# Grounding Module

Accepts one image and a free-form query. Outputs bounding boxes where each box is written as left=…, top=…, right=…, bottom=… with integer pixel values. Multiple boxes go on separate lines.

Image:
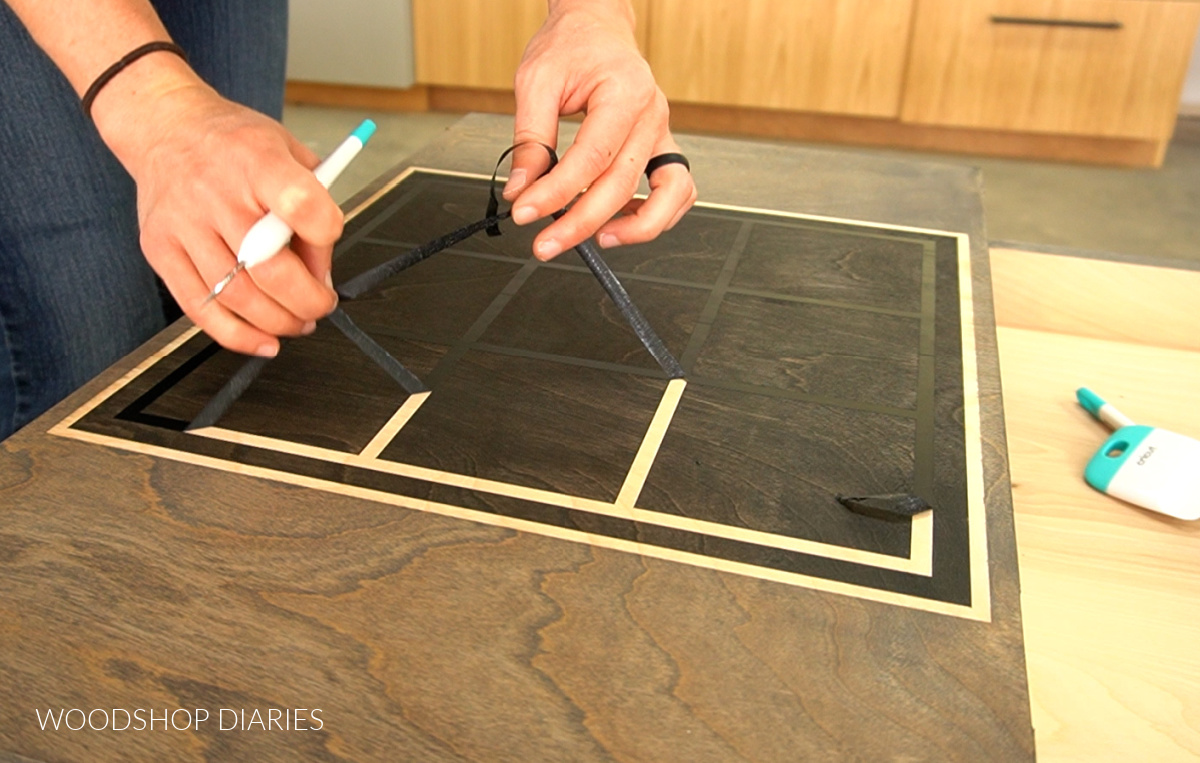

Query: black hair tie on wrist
left=645, top=152, right=690, bottom=179
left=81, top=41, right=189, bottom=120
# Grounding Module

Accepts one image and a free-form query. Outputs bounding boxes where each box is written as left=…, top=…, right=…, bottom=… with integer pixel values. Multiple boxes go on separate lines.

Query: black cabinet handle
left=990, top=15, right=1123, bottom=30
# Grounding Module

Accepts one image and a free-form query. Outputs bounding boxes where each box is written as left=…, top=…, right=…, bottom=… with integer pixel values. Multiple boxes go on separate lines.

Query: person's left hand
left=503, top=1, right=696, bottom=261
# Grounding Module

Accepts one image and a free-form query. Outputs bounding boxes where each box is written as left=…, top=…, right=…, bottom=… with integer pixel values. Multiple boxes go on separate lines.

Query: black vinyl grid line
left=678, top=220, right=754, bottom=372
left=353, top=239, right=927, bottom=318
left=343, top=320, right=919, bottom=420
left=914, top=242, right=939, bottom=500
left=122, top=170, right=939, bottom=437
left=422, top=257, right=543, bottom=388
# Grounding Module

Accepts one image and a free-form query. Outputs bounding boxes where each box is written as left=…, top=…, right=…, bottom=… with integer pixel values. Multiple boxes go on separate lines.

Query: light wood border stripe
left=617, top=378, right=687, bottom=509
left=358, top=391, right=430, bottom=460
left=51, top=424, right=987, bottom=621
left=957, top=234, right=992, bottom=620
left=346, top=166, right=968, bottom=242
left=909, top=510, right=934, bottom=577
left=187, top=396, right=931, bottom=574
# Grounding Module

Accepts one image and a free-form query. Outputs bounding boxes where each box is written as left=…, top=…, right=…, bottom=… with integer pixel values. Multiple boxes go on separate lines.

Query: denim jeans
left=0, top=0, right=287, bottom=441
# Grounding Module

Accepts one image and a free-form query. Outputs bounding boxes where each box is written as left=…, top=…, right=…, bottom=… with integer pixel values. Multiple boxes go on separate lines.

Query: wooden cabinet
left=901, top=0, right=1200, bottom=140
left=412, top=0, right=548, bottom=90
left=644, top=0, right=916, bottom=118
left=412, top=0, right=651, bottom=90
left=384, top=0, right=1200, bottom=166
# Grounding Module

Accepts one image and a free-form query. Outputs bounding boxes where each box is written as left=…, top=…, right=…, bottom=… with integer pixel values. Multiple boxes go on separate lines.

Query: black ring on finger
left=645, top=152, right=690, bottom=179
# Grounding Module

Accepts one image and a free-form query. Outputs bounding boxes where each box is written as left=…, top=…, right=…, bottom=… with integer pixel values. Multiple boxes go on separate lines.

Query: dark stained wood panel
left=380, top=351, right=669, bottom=501
left=54, top=170, right=978, bottom=611
left=693, top=292, right=922, bottom=408
left=734, top=223, right=927, bottom=311
left=480, top=268, right=707, bottom=370
left=339, top=245, right=525, bottom=343
left=142, top=329, right=448, bottom=453
left=640, top=385, right=916, bottom=556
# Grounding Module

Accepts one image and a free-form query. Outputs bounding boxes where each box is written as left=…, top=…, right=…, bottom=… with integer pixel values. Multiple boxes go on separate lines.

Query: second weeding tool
left=1077, top=387, right=1200, bottom=520
left=203, top=118, right=377, bottom=304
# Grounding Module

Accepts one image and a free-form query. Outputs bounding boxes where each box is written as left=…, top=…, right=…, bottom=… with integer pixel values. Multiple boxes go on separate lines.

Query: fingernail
left=324, top=271, right=334, bottom=289
left=503, top=169, right=527, bottom=197
left=598, top=233, right=620, bottom=249
left=255, top=343, right=279, bottom=358
left=512, top=206, right=538, bottom=226
left=301, top=321, right=317, bottom=335
left=535, top=239, right=561, bottom=260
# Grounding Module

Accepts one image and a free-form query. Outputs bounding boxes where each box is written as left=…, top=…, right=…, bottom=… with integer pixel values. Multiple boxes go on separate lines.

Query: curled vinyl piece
left=836, top=493, right=932, bottom=521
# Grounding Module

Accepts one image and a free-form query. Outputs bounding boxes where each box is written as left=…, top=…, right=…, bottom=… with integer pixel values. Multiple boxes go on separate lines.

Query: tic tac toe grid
left=54, top=168, right=989, bottom=620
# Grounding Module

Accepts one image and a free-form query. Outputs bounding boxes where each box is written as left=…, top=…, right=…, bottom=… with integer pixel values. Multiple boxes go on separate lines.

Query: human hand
left=504, top=0, right=696, bottom=261
left=95, top=75, right=342, bottom=357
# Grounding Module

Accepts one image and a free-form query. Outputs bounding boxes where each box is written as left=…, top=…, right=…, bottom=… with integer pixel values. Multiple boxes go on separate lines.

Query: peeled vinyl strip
left=188, top=143, right=685, bottom=429
left=570, top=232, right=685, bottom=380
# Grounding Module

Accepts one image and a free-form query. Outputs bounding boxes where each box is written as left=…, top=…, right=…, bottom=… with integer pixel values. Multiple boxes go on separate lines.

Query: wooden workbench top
left=2, top=115, right=1034, bottom=762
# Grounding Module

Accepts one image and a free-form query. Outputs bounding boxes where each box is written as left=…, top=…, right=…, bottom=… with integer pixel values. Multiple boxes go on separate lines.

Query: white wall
left=287, top=0, right=415, bottom=88
left=1182, top=26, right=1200, bottom=113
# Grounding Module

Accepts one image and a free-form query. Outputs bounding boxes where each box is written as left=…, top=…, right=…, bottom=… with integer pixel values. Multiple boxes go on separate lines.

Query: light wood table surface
left=991, top=247, right=1200, bottom=761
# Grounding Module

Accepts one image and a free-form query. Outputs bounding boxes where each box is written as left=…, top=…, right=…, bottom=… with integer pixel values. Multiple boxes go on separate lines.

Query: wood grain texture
left=0, top=438, right=1026, bottom=761
left=666, top=100, right=1165, bottom=167
left=990, top=247, right=1200, bottom=352
left=693, top=293, right=922, bottom=409
left=639, top=384, right=917, bottom=556
left=413, top=0, right=546, bottom=89
left=412, top=0, right=650, bottom=89
left=478, top=268, right=706, bottom=370
left=646, top=0, right=916, bottom=117
left=0, top=116, right=1031, bottom=761
left=285, top=81, right=431, bottom=112
left=902, top=0, right=1200, bottom=140
left=996, top=325, right=1200, bottom=762
left=732, top=224, right=927, bottom=312
left=301, top=83, right=1162, bottom=167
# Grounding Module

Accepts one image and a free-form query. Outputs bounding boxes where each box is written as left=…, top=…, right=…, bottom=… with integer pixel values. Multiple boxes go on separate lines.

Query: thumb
left=506, top=83, right=561, bottom=201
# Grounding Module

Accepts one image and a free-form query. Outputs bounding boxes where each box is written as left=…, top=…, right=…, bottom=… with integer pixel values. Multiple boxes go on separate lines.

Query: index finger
left=253, top=145, right=345, bottom=254
left=510, top=94, right=642, bottom=227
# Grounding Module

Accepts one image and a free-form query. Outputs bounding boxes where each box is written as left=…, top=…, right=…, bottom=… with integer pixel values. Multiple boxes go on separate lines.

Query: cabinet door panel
left=414, top=0, right=652, bottom=90
left=413, top=0, right=546, bottom=89
left=901, top=0, right=1200, bottom=139
left=646, top=0, right=916, bottom=117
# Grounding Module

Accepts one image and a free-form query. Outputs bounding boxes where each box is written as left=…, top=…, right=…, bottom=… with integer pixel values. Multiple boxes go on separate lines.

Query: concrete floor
left=284, top=104, right=1200, bottom=264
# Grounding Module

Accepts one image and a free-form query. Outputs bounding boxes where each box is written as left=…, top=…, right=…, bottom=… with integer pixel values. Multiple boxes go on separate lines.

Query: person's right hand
left=502, top=1, right=696, bottom=260
left=94, top=69, right=342, bottom=357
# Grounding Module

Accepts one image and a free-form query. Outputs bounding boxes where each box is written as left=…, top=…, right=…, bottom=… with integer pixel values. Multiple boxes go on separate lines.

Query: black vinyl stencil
left=72, top=170, right=977, bottom=611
